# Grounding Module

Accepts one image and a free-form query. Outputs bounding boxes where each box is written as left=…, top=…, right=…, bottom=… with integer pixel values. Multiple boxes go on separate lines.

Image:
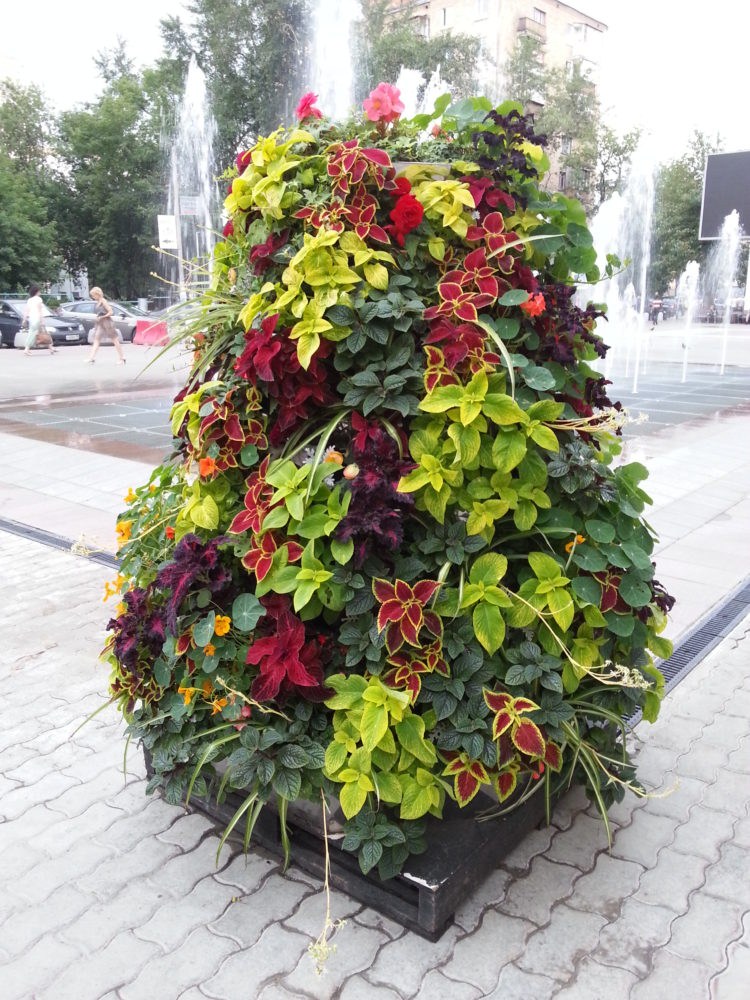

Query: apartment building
left=387, top=0, right=606, bottom=103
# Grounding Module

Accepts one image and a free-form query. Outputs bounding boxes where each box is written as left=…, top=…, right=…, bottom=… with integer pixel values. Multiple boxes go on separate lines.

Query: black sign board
left=700, top=151, right=750, bottom=240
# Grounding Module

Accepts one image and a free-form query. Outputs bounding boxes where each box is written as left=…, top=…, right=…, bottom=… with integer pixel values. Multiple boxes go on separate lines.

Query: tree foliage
left=157, top=0, right=309, bottom=171
left=0, top=79, right=61, bottom=289
left=54, top=68, right=164, bottom=298
left=354, top=1, right=482, bottom=103
left=649, top=131, right=722, bottom=295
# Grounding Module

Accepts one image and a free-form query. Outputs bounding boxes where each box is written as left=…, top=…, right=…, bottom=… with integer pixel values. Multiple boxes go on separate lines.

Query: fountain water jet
left=705, top=211, right=742, bottom=374
left=676, top=260, right=700, bottom=383
left=309, top=0, right=360, bottom=121
left=165, top=57, right=219, bottom=303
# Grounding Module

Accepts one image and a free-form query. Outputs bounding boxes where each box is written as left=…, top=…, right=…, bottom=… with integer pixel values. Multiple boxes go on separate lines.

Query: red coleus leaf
left=495, top=766, right=519, bottom=801
left=442, top=752, right=489, bottom=807
left=492, top=710, right=514, bottom=740
left=372, top=577, right=441, bottom=649
left=543, top=741, right=563, bottom=772
left=175, top=632, right=192, bottom=656
left=511, top=719, right=546, bottom=758
left=484, top=690, right=512, bottom=714
left=512, top=698, right=537, bottom=715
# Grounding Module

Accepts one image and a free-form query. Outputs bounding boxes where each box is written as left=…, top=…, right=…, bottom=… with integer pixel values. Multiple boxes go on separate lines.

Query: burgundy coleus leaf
left=594, top=570, right=629, bottom=613
left=234, top=314, right=282, bottom=382
left=246, top=608, right=319, bottom=702
left=442, top=751, right=490, bottom=807
left=248, top=230, right=288, bottom=275
left=496, top=732, right=516, bottom=768
left=511, top=719, right=546, bottom=758
left=484, top=689, right=542, bottom=746
left=342, top=191, right=391, bottom=244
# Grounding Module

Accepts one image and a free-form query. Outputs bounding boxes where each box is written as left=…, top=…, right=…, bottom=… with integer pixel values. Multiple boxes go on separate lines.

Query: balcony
left=517, top=16, right=546, bottom=41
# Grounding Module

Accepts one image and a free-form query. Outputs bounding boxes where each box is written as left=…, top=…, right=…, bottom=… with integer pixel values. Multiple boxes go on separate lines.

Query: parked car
left=58, top=300, right=166, bottom=344
left=660, top=296, right=679, bottom=319
left=0, top=298, right=86, bottom=349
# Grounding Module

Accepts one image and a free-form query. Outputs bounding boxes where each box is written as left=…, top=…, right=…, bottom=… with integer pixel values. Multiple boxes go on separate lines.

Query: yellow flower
left=178, top=685, right=199, bottom=706
left=102, top=573, right=126, bottom=602
left=124, top=487, right=137, bottom=504
left=211, top=697, right=228, bottom=715
left=202, top=680, right=213, bottom=697
left=565, top=534, right=586, bottom=554
left=204, top=643, right=216, bottom=657
left=214, top=615, right=231, bottom=636
left=149, top=485, right=157, bottom=494
left=116, top=520, right=133, bottom=546
left=115, top=601, right=127, bottom=616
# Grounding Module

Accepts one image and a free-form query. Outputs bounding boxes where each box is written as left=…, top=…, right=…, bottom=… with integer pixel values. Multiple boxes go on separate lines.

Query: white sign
left=180, top=195, right=201, bottom=217
left=157, top=214, right=178, bottom=250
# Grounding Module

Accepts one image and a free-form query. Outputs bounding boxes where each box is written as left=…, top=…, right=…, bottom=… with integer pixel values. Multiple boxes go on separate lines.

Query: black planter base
left=145, top=751, right=552, bottom=940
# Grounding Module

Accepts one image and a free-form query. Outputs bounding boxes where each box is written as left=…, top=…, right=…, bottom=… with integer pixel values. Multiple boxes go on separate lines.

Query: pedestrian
left=86, top=287, right=125, bottom=364
left=23, top=284, right=57, bottom=356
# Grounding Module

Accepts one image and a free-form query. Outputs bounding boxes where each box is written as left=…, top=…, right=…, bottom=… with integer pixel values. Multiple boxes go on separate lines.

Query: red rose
left=388, top=194, right=424, bottom=245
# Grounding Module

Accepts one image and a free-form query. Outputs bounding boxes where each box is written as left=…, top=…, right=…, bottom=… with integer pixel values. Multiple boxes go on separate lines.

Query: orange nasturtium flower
left=102, top=573, right=125, bottom=602
left=202, top=680, right=213, bottom=697
left=565, top=534, right=586, bottom=554
left=165, top=525, right=176, bottom=540
left=199, top=456, right=217, bottom=478
left=178, top=685, right=200, bottom=706
left=116, top=520, right=133, bottom=546
left=124, top=487, right=137, bottom=504
left=211, top=697, right=228, bottom=715
left=204, top=643, right=217, bottom=657
left=214, top=615, right=231, bottom=636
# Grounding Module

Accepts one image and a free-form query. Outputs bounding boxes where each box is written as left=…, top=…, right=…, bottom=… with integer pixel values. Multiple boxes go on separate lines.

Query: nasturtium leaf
left=192, top=612, right=216, bottom=647
left=523, top=366, right=557, bottom=391
left=571, top=576, right=602, bottom=606
left=232, top=594, right=265, bottom=631
left=584, top=519, right=616, bottom=544
left=618, top=573, right=652, bottom=608
left=498, top=288, right=530, bottom=306
left=603, top=611, right=636, bottom=636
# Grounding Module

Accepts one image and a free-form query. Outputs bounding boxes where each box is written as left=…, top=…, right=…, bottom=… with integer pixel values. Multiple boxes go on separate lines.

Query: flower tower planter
left=106, top=86, right=674, bottom=938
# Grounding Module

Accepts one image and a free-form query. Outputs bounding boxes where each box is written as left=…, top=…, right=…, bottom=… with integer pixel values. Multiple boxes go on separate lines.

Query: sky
left=2, top=0, right=749, bottom=160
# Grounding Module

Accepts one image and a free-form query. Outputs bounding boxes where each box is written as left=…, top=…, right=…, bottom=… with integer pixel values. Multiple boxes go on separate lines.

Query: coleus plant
left=105, top=82, right=674, bottom=886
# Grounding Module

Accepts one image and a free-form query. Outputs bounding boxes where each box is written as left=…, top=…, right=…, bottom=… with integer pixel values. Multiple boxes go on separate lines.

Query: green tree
left=157, top=0, right=309, bottom=172
left=649, top=131, right=722, bottom=295
left=595, top=123, right=641, bottom=206
left=502, top=34, right=546, bottom=109
left=55, top=63, right=164, bottom=299
left=0, top=79, right=61, bottom=289
left=354, top=1, right=482, bottom=105
left=535, top=61, right=599, bottom=207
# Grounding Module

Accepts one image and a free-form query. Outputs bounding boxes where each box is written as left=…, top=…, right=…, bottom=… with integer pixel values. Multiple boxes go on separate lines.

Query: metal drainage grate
left=0, top=516, right=118, bottom=570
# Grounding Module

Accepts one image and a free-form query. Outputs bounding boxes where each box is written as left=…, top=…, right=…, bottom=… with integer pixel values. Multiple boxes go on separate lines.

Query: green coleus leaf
left=399, top=775, right=437, bottom=820
left=340, top=781, right=368, bottom=819
left=469, top=552, right=508, bottom=586
left=360, top=701, right=389, bottom=752
left=373, top=770, right=402, bottom=804
left=324, top=740, right=348, bottom=775
left=395, top=714, right=436, bottom=765
left=546, top=587, right=575, bottom=631
left=472, top=602, right=505, bottom=655
left=529, top=552, right=563, bottom=581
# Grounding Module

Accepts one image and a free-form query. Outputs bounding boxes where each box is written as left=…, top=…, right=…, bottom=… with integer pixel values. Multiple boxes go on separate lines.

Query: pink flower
left=363, top=82, right=404, bottom=124
left=295, top=92, right=323, bottom=121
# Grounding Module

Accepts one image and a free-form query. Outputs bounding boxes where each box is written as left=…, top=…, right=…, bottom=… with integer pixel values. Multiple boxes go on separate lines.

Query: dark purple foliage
left=156, top=534, right=232, bottom=632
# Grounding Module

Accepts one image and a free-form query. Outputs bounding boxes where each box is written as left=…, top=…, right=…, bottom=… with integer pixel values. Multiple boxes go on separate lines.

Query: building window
left=558, top=170, right=567, bottom=191
left=560, top=135, right=572, bottom=155
left=532, top=7, right=546, bottom=24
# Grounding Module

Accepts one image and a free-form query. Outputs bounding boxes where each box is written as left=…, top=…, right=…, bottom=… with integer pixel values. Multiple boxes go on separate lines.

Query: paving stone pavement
left=1, top=525, right=749, bottom=1000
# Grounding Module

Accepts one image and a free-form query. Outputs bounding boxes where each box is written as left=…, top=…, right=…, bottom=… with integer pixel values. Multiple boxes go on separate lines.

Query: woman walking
left=87, top=287, right=125, bottom=364
left=23, top=285, right=56, bottom=356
